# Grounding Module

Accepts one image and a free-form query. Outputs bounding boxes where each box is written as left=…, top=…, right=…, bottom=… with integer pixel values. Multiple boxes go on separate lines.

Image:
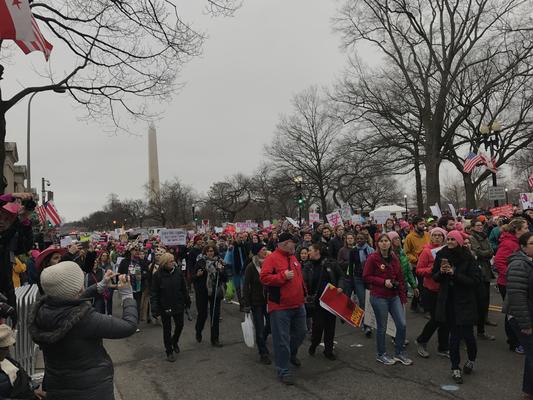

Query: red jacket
left=260, top=248, right=305, bottom=312
left=416, top=244, right=443, bottom=293
left=494, top=232, right=519, bottom=287
left=363, top=252, right=407, bottom=304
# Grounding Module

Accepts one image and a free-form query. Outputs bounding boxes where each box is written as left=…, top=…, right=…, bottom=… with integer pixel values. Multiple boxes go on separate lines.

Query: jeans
left=270, top=305, right=307, bottom=377
left=510, top=318, right=533, bottom=395
left=499, top=284, right=520, bottom=349
left=195, top=290, right=222, bottom=342
left=449, top=324, right=477, bottom=370
left=342, top=276, right=368, bottom=329
left=161, top=312, right=184, bottom=355
left=416, top=290, right=449, bottom=352
left=476, top=282, right=490, bottom=334
left=369, top=295, right=406, bottom=356
left=310, top=306, right=336, bottom=355
left=251, top=305, right=271, bottom=355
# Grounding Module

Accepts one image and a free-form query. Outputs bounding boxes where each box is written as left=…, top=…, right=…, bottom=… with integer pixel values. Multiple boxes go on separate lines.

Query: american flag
left=463, top=152, right=484, bottom=173
left=14, top=16, right=53, bottom=61
left=36, top=201, right=62, bottom=226
left=480, top=153, right=497, bottom=173
left=529, top=172, right=533, bottom=187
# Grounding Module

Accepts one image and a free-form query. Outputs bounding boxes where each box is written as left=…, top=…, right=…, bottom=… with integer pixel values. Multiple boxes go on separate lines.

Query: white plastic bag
left=241, top=313, right=255, bottom=348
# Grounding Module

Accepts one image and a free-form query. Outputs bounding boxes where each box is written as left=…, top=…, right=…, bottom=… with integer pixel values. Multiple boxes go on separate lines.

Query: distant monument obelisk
left=148, top=123, right=160, bottom=201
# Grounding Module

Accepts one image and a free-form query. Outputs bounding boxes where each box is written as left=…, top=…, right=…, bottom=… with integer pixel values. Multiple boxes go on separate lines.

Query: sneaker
left=166, top=353, right=176, bottom=362
left=452, top=369, right=463, bottom=384
left=463, top=360, right=474, bottom=375
left=415, top=340, right=429, bottom=358
left=364, top=327, right=372, bottom=338
left=437, top=350, right=450, bottom=358
left=290, top=356, right=301, bottom=367
left=515, top=345, right=525, bottom=355
left=135, top=328, right=140, bottom=333
left=477, top=332, right=495, bottom=341
left=260, top=354, right=272, bottom=365
left=376, top=354, right=396, bottom=365
left=323, top=352, right=336, bottom=361
left=394, top=352, right=413, bottom=366
left=280, top=374, right=295, bottom=386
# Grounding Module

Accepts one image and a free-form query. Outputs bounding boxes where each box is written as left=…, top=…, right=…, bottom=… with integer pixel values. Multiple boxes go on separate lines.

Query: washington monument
left=148, top=123, right=160, bottom=201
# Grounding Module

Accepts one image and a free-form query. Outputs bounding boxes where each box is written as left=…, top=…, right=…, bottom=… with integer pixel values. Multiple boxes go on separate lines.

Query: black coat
left=150, top=267, right=191, bottom=316
left=432, top=246, right=481, bottom=325
left=304, top=257, right=344, bottom=304
left=193, top=256, right=227, bottom=299
left=328, top=236, right=344, bottom=259
left=0, top=356, right=34, bottom=399
left=242, top=257, right=266, bottom=307
left=29, top=285, right=138, bottom=400
left=504, top=251, right=533, bottom=330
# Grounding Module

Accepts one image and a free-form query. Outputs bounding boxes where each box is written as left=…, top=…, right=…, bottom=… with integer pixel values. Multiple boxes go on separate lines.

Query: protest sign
left=448, top=204, right=457, bottom=219
left=159, top=229, right=187, bottom=246
left=319, top=284, right=364, bottom=328
left=490, top=204, right=514, bottom=218
left=214, top=227, right=223, bottom=234
left=60, top=236, right=73, bottom=248
left=520, top=193, right=533, bottom=210
left=80, top=234, right=91, bottom=242
left=326, top=210, right=343, bottom=227
left=351, top=214, right=364, bottom=225
left=363, top=290, right=397, bottom=337
left=309, top=212, right=320, bottom=224
left=263, top=220, right=271, bottom=229
left=340, top=204, right=352, bottom=221
left=286, top=217, right=299, bottom=228
left=372, top=210, right=390, bottom=225
left=429, top=203, right=442, bottom=218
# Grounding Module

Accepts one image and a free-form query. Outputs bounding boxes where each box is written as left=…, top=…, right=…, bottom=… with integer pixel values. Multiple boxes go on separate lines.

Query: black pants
left=310, top=307, right=336, bottom=355
left=195, top=291, right=222, bottom=342
left=476, top=282, right=490, bottom=334
left=133, top=291, right=142, bottom=320
left=499, top=284, right=520, bottom=349
left=417, top=290, right=449, bottom=352
left=161, top=312, right=184, bottom=355
left=449, top=324, right=477, bottom=370
left=410, top=267, right=423, bottom=311
left=251, top=304, right=270, bottom=355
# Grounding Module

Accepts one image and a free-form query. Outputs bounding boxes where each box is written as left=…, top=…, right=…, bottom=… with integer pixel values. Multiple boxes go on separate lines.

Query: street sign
left=488, top=186, right=506, bottom=201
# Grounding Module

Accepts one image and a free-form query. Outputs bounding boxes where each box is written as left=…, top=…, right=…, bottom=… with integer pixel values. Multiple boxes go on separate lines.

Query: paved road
left=107, top=286, right=523, bottom=400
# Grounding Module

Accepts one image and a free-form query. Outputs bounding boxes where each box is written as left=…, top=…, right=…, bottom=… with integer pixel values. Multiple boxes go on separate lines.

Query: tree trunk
left=463, top=174, right=477, bottom=209
left=424, top=157, right=441, bottom=209
left=414, top=161, right=424, bottom=215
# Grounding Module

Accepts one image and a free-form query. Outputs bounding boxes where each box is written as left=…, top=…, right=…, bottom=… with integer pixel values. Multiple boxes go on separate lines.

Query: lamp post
left=505, top=188, right=509, bottom=205
left=479, top=121, right=503, bottom=207
left=294, top=176, right=304, bottom=225
left=404, top=194, right=408, bottom=217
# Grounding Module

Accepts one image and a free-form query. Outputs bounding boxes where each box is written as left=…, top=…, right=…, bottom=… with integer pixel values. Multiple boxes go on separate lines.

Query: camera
left=391, top=280, right=400, bottom=290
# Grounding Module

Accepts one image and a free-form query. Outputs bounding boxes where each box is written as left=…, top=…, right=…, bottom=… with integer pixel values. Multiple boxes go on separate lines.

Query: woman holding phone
left=432, top=230, right=481, bottom=384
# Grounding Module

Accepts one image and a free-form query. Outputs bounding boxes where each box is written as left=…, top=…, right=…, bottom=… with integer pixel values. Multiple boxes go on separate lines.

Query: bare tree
left=266, top=87, right=343, bottom=214
left=206, top=174, right=251, bottom=222
left=335, top=0, right=533, bottom=206
left=0, top=0, right=240, bottom=192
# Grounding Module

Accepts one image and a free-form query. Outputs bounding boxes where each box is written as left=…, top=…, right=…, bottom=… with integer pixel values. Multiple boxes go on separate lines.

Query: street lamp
left=404, top=194, right=408, bottom=217
left=27, top=87, right=67, bottom=191
left=294, top=176, right=304, bottom=225
left=479, top=121, right=503, bottom=207
left=505, top=188, right=509, bottom=205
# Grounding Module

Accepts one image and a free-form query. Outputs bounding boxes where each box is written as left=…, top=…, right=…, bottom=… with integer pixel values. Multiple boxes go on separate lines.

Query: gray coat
left=504, top=251, right=533, bottom=331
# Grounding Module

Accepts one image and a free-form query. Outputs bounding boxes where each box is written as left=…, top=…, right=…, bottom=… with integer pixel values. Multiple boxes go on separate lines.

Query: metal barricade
left=14, top=284, right=39, bottom=376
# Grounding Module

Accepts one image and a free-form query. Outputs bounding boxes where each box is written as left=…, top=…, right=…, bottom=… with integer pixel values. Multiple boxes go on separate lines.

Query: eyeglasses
left=474, top=224, right=483, bottom=227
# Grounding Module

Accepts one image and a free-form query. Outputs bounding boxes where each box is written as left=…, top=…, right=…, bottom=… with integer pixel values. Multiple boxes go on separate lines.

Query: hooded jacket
left=504, top=251, right=533, bottom=330
left=242, top=256, right=267, bottom=307
left=29, top=286, right=137, bottom=400
left=416, top=243, right=444, bottom=293
left=494, top=232, right=520, bottom=286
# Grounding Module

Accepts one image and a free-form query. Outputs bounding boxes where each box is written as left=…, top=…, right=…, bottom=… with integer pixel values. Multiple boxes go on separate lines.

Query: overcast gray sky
left=3, top=0, right=353, bottom=221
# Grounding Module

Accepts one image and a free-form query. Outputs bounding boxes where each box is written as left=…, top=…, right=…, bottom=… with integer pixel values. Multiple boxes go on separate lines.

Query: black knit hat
left=278, top=231, right=298, bottom=243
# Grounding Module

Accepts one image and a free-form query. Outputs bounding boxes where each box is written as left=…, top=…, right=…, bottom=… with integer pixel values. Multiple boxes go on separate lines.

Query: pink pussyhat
left=1, top=202, right=21, bottom=215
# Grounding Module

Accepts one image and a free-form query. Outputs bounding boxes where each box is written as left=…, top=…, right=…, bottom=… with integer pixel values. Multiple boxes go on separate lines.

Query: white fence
left=14, top=284, right=39, bottom=376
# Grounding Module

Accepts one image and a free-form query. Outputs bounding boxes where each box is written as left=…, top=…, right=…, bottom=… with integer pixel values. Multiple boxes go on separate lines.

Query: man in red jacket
left=260, top=231, right=307, bottom=385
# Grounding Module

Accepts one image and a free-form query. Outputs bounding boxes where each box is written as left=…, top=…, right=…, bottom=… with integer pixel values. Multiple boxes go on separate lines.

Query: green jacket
left=395, top=247, right=417, bottom=289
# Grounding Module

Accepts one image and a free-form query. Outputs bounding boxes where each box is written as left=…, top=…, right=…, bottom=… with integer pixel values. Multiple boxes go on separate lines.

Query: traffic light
left=298, top=193, right=304, bottom=205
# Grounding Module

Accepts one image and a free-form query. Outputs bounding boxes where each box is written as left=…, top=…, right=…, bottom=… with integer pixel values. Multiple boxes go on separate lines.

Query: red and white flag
left=44, top=201, right=62, bottom=226
left=35, top=204, right=47, bottom=225
left=529, top=172, right=533, bottom=187
left=480, top=153, right=497, bottom=173
left=0, top=0, right=33, bottom=41
left=15, top=16, right=53, bottom=61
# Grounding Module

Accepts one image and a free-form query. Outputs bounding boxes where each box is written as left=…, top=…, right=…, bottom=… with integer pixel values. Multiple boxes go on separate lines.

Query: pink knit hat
left=386, top=231, right=400, bottom=241
left=447, top=230, right=464, bottom=246
left=399, top=220, right=410, bottom=229
left=430, top=227, right=447, bottom=238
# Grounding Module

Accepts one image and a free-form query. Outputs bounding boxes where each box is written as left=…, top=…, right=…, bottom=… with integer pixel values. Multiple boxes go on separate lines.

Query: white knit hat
left=0, top=324, right=15, bottom=348
left=40, top=261, right=85, bottom=300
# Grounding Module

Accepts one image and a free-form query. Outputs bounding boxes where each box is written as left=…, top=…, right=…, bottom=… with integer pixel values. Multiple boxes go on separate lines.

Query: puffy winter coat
left=29, top=285, right=138, bottom=400
left=504, top=251, right=533, bottom=330
left=416, top=244, right=444, bottom=293
left=151, top=266, right=191, bottom=316
left=494, top=232, right=520, bottom=286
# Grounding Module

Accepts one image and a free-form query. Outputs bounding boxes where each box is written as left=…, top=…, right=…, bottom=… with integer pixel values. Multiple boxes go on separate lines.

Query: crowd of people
left=0, top=190, right=532, bottom=399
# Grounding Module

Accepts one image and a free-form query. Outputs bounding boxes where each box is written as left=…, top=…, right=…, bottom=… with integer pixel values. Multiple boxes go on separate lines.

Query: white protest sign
left=372, top=210, right=390, bottom=225
left=159, top=229, right=187, bottom=246
left=340, top=204, right=352, bottom=221
left=363, top=290, right=397, bottom=337
left=326, top=210, right=343, bottom=227
left=429, top=203, right=442, bottom=218
left=263, top=220, right=271, bottom=229
left=214, top=227, right=223, bottom=234
left=520, top=193, right=533, bottom=210
left=60, top=236, right=73, bottom=248
left=448, top=204, right=457, bottom=219
left=309, top=212, right=320, bottom=224
left=286, top=217, right=299, bottom=228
